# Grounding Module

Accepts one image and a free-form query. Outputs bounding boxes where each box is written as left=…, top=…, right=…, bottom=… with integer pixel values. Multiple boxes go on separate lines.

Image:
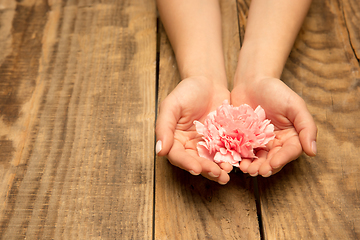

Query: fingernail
left=189, top=170, right=199, bottom=176
left=218, top=181, right=227, bottom=185
left=249, top=172, right=258, bottom=177
left=155, top=140, right=162, bottom=155
left=209, top=172, right=220, bottom=178
left=262, top=171, right=272, bottom=178
left=311, top=141, right=317, bottom=155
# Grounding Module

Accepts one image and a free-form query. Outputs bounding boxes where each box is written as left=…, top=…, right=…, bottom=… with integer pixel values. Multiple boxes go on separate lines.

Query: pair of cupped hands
left=155, top=76, right=317, bottom=185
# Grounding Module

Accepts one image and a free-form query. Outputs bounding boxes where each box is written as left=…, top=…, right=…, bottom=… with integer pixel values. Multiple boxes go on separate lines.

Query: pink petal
left=194, top=100, right=275, bottom=167
left=197, top=143, right=215, bottom=161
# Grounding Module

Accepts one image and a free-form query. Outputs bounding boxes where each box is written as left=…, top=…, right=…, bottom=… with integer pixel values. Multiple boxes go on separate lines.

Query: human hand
left=231, top=77, right=317, bottom=177
left=156, top=76, right=232, bottom=184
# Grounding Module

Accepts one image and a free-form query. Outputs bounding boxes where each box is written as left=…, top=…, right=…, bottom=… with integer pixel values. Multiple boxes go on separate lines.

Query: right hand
left=156, top=76, right=232, bottom=184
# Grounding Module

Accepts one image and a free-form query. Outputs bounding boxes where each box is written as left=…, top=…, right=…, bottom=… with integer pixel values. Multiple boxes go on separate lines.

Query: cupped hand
left=231, top=77, right=317, bottom=177
left=156, top=76, right=232, bottom=184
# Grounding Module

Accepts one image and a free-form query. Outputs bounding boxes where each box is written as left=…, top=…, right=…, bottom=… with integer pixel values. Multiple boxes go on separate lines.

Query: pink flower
left=194, top=100, right=275, bottom=167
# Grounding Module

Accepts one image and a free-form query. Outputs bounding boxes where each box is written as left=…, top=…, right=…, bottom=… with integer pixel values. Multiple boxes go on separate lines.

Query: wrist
left=178, top=57, right=228, bottom=88
left=180, top=74, right=228, bottom=91
left=233, top=41, right=285, bottom=87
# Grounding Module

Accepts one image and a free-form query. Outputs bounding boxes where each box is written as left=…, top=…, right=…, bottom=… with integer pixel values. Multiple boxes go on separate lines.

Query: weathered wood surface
left=236, top=0, right=360, bottom=239
left=342, top=0, right=360, bottom=60
left=0, top=0, right=359, bottom=239
left=0, top=0, right=156, bottom=239
left=154, top=1, right=260, bottom=239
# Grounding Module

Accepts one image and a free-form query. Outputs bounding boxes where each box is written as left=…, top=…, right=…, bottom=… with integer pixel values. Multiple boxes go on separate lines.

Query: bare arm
left=235, top=0, right=312, bottom=82
left=157, top=0, right=227, bottom=85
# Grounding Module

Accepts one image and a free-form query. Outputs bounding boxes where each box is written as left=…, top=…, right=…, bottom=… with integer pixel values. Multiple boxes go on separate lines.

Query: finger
left=217, top=170, right=231, bottom=185
left=269, top=165, right=284, bottom=176
left=201, top=169, right=230, bottom=185
left=247, top=150, right=268, bottom=177
left=258, top=147, right=280, bottom=177
left=187, top=150, right=230, bottom=183
left=287, top=98, right=317, bottom=157
left=267, top=136, right=302, bottom=172
left=168, top=140, right=227, bottom=179
left=155, top=97, right=181, bottom=156
left=194, top=153, right=223, bottom=177
left=218, top=162, right=233, bottom=173
left=239, top=158, right=253, bottom=173
left=168, top=141, right=202, bottom=175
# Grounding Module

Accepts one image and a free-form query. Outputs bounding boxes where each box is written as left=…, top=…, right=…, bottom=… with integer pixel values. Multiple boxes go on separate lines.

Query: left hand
left=231, top=77, right=317, bottom=177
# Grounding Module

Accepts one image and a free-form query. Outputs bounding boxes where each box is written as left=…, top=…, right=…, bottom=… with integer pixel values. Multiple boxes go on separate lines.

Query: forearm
left=157, top=0, right=227, bottom=86
left=235, top=0, right=312, bottom=85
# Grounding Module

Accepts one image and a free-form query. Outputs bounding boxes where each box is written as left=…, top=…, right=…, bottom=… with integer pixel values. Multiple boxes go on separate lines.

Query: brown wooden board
left=342, top=0, right=360, bottom=60
left=220, top=0, right=241, bottom=91
left=244, top=0, right=360, bottom=239
left=236, top=0, right=251, bottom=46
left=154, top=1, right=260, bottom=239
left=0, top=0, right=156, bottom=239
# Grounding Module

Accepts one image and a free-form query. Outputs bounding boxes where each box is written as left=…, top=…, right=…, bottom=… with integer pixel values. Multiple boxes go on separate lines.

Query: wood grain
left=220, top=0, right=241, bottom=90
left=254, top=0, right=360, bottom=239
left=154, top=1, right=260, bottom=239
left=0, top=0, right=156, bottom=239
left=342, top=0, right=360, bottom=60
left=1, top=0, right=358, bottom=238
left=236, top=0, right=250, bottom=46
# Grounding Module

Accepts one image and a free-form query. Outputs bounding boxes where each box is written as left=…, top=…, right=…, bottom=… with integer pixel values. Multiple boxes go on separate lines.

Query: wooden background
left=0, top=0, right=359, bottom=239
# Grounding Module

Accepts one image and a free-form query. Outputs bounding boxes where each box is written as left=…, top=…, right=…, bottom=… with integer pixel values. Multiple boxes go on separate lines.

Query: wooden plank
left=154, top=1, right=260, bottom=239
left=220, top=0, right=241, bottom=90
left=247, top=0, right=360, bottom=239
left=0, top=0, right=156, bottom=239
left=236, top=0, right=250, bottom=45
left=342, top=0, right=360, bottom=60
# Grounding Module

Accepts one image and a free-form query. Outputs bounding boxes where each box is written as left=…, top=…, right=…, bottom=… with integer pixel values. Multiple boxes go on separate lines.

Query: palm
left=157, top=76, right=232, bottom=183
left=231, top=78, right=312, bottom=176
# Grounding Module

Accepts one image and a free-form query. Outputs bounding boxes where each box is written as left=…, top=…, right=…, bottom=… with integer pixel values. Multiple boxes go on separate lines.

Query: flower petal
left=194, top=101, right=275, bottom=167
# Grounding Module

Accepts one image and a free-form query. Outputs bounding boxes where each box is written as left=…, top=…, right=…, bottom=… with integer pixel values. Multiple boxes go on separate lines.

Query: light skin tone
left=155, top=0, right=317, bottom=184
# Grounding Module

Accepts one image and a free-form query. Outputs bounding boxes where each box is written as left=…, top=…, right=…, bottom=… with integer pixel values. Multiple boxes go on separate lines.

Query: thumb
left=289, top=98, right=317, bottom=156
left=155, top=97, right=181, bottom=156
